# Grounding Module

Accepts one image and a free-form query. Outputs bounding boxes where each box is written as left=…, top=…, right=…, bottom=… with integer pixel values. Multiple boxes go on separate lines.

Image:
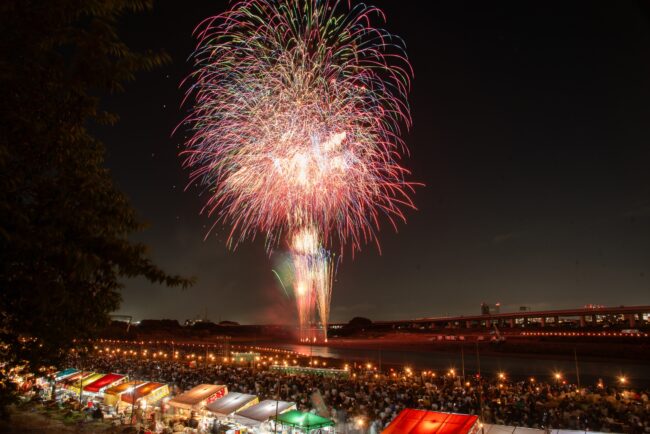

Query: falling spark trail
left=272, top=269, right=291, bottom=299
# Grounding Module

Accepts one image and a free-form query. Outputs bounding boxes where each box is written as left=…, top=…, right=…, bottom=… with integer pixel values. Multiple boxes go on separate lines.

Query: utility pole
left=78, top=372, right=83, bottom=405
left=574, top=348, right=581, bottom=388
left=274, top=381, right=280, bottom=433
left=475, top=341, right=481, bottom=378
left=130, top=383, right=136, bottom=426
left=50, top=373, right=56, bottom=401
left=378, top=346, right=382, bottom=373
left=476, top=341, right=484, bottom=422
left=461, top=344, right=465, bottom=380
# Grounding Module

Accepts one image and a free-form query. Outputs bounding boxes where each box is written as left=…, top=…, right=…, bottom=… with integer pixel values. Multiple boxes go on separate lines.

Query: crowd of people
left=66, top=345, right=650, bottom=433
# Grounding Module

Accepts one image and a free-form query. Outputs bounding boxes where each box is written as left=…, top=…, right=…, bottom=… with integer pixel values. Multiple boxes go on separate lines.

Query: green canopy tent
left=270, top=365, right=350, bottom=379
left=272, top=410, right=335, bottom=433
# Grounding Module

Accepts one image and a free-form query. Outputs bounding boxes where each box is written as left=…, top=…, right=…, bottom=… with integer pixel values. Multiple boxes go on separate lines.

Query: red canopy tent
left=84, top=373, right=125, bottom=394
left=382, top=410, right=480, bottom=434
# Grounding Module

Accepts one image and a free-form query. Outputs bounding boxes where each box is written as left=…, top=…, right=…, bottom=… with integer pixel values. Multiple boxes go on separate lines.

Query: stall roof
left=67, top=373, right=105, bottom=393
left=121, top=382, right=166, bottom=404
left=235, top=399, right=295, bottom=423
left=84, top=373, right=125, bottom=393
left=55, top=368, right=79, bottom=381
left=270, top=365, right=350, bottom=378
left=61, top=371, right=91, bottom=385
left=105, top=380, right=143, bottom=396
left=483, top=425, right=544, bottom=434
left=382, top=410, right=479, bottom=434
left=273, top=410, right=335, bottom=430
left=168, top=384, right=226, bottom=410
left=550, top=431, right=614, bottom=434
left=206, top=392, right=258, bottom=416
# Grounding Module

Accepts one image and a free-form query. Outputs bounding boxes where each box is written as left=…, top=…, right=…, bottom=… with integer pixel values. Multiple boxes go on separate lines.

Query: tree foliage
left=0, top=0, right=193, bottom=411
left=348, top=317, right=373, bottom=328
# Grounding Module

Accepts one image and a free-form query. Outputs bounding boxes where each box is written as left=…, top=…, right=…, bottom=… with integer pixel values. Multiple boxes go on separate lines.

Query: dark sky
left=99, top=1, right=650, bottom=324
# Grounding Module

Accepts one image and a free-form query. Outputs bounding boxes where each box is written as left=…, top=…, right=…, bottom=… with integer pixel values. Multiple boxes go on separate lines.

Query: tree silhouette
left=0, top=0, right=193, bottom=415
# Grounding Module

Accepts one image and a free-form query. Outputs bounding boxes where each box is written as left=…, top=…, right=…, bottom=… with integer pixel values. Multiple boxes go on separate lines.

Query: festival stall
left=206, top=392, right=258, bottom=418
left=483, top=425, right=544, bottom=434
left=550, top=431, right=612, bottom=434
left=66, top=372, right=105, bottom=394
left=83, top=373, right=126, bottom=395
left=198, top=392, right=259, bottom=432
left=60, top=371, right=91, bottom=387
left=168, top=384, right=227, bottom=415
left=270, top=365, right=350, bottom=378
left=54, top=368, right=79, bottom=382
left=103, top=381, right=144, bottom=406
left=231, top=352, right=260, bottom=363
left=382, top=410, right=480, bottom=434
left=272, top=410, right=335, bottom=433
left=39, top=368, right=77, bottom=391
left=234, top=399, right=296, bottom=430
left=121, top=382, right=170, bottom=406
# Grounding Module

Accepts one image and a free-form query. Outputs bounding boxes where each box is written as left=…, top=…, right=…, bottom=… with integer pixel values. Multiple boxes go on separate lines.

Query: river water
left=270, top=343, right=650, bottom=387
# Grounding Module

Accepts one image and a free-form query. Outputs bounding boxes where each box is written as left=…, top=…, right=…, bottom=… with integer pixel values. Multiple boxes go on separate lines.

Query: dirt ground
left=0, top=405, right=133, bottom=434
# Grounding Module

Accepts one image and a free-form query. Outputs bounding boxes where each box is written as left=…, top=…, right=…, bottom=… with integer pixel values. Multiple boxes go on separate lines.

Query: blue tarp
left=55, top=368, right=79, bottom=380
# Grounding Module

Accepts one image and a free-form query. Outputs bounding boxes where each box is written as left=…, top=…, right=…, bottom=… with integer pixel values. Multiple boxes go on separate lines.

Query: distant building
left=481, top=302, right=501, bottom=315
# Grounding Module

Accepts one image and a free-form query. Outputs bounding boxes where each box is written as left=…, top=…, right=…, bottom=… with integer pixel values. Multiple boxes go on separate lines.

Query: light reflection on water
left=270, top=343, right=650, bottom=386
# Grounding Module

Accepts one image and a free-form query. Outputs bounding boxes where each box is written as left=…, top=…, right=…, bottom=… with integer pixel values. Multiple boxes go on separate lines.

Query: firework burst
left=181, top=0, right=415, bottom=339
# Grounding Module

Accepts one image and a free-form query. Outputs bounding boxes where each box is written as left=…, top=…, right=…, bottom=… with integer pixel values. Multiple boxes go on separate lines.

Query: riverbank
left=307, top=332, right=650, bottom=362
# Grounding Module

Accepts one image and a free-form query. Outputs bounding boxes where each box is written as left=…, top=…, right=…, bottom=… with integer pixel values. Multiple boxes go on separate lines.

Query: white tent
left=168, top=384, right=227, bottom=412
left=483, top=425, right=616, bottom=434
left=234, top=399, right=296, bottom=427
left=482, top=424, right=544, bottom=434
left=550, top=431, right=616, bottom=434
left=206, top=392, right=258, bottom=417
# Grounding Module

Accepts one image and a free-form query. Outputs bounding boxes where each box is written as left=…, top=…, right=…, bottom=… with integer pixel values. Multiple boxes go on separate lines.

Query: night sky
left=98, top=1, right=650, bottom=324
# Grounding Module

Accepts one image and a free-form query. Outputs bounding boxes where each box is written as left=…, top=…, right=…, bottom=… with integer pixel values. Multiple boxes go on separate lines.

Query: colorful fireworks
left=181, top=0, right=415, bottom=340
left=290, top=227, right=335, bottom=341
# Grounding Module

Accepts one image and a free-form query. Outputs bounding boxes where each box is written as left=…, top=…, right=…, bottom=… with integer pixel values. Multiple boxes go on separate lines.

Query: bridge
left=333, top=305, right=650, bottom=330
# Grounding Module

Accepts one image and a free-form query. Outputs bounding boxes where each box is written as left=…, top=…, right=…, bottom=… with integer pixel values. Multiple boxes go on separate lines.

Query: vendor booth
left=483, top=425, right=544, bottom=434
left=121, top=382, right=169, bottom=406
left=103, top=381, right=144, bottom=406
left=482, top=426, right=611, bottom=434
left=83, top=373, right=126, bottom=395
left=382, top=410, right=480, bottom=434
left=60, top=371, right=92, bottom=387
left=234, top=399, right=296, bottom=428
left=272, top=410, right=335, bottom=433
left=66, top=372, right=105, bottom=394
left=206, top=392, right=258, bottom=418
left=231, top=352, right=260, bottom=363
left=54, top=368, right=79, bottom=382
left=168, top=384, right=227, bottom=414
left=270, top=365, right=349, bottom=378
left=550, top=431, right=612, bottom=434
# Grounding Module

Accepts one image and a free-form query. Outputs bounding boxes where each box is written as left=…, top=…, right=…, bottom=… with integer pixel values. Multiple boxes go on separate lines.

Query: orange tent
left=382, top=410, right=480, bottom=434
